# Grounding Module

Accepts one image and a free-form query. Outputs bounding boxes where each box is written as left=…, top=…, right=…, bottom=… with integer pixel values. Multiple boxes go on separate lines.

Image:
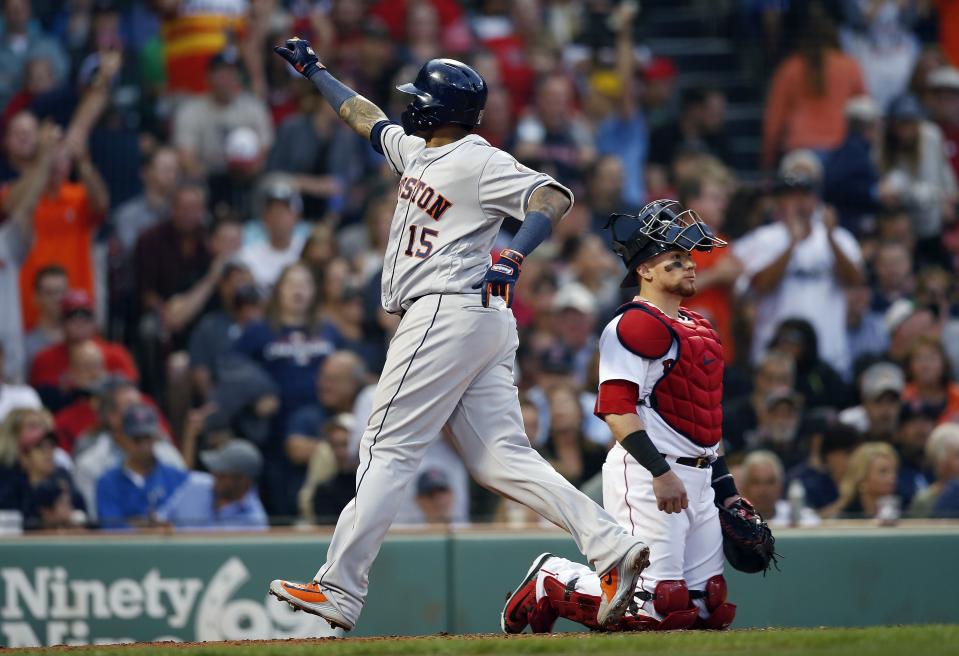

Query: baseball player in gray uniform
left=268, top=39, right=649, bottom=632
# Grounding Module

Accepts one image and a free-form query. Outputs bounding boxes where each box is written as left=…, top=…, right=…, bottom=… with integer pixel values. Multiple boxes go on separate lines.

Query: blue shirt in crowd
left=158, top=472, right=268, bottom=531
left=96, top=462, right=187, bottom=529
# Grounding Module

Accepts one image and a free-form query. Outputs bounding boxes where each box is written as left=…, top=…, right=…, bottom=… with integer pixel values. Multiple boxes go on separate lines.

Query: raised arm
left=273, top=38, right=386, bottom=139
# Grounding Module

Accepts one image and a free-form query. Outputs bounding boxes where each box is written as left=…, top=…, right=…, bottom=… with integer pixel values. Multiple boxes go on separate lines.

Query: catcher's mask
left=606, top=199, right=727, bottom=288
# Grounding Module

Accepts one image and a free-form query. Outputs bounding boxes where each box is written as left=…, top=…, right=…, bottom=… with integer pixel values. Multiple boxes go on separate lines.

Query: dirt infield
left=11, top=625, right=959, bottom=656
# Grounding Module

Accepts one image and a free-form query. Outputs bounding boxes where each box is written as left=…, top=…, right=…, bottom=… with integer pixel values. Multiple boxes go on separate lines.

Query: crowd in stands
left=0, top=0, right=958, bottom=532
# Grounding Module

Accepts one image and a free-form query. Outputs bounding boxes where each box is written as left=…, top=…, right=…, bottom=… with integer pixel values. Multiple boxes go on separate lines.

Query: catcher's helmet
left=397, top=59, right=487, bottom=136
left=606, top=199, right=727, bottom=288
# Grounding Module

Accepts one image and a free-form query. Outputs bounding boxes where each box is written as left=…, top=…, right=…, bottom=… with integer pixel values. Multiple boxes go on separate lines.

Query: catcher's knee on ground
left=691, top=575, right=736, bottom=630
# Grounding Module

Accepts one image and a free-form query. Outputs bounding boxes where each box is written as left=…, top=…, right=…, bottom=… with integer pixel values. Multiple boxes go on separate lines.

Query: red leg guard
left=528, top=596, right=559, bottom=634
left=694, top=575, right=737, bottom=630
left=651, top=580, right=699, bottom=631
left=542, top=575, right=602, bottom=630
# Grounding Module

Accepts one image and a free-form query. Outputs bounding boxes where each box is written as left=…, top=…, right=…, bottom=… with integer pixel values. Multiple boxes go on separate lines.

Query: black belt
left=662, top=454, right=713, bottom=469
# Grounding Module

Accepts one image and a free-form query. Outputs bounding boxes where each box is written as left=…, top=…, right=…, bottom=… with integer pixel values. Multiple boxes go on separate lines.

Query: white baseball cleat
left=269, top=579, right=353, bottom=631
left=596, top=542, right=650, bottom=627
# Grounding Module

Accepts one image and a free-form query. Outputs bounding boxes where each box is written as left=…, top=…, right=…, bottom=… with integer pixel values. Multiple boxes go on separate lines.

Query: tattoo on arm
left=527, top=184, right=572, bottom=225
left=339, top=96, right=388, bottom=140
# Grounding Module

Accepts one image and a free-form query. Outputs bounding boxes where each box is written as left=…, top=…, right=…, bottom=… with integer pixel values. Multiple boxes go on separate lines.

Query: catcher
left=501, top=200, right=776, bottom=633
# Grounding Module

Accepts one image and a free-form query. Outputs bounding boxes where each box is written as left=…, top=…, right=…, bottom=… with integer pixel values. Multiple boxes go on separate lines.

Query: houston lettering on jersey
left=397, top=177, right=454, bottom=220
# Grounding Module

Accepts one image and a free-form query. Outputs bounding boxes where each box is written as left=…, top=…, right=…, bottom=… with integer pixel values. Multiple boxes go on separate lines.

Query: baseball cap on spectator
left=62, top=290, right=94, bottom=319
left=553, top=282, right=596, bottom=315
left=845, top=95, right=881, bottom=123
left=928, top=66, right=959, bottom=92
left=18, top=427, right=56, bottom=454
left=416, top=468, right=450, bottom=496
left=233, top=283, right=261, bottom=307
left=262, top=179, right=303, bottom=214
left=821, top=422, right=862, bottom=455
left=884, top=299, right=915, bottom=333
left=775, top=149, right=822, bottom=193
left=208, top=48, right=241, bottom=71
left=860, top=362, right=905, bottom=402
left=538, top=344, right=575, bottom=375
left=887, top=94, right=925, bottom=121
left=225, top=127, right=260, bottom=167
left=642, top=56, right=677, bottom=81
left=200, top=440, right=263, bottom=478
left=122, top=403, right=161, bottom=440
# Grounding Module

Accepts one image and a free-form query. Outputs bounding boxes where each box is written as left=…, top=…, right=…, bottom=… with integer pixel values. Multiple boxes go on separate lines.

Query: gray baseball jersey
left=377, top=123, right=572, bottom=313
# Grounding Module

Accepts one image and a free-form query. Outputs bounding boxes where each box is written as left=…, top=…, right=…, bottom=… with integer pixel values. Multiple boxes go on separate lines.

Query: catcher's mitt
left=717, top=497, right=778, bottom=574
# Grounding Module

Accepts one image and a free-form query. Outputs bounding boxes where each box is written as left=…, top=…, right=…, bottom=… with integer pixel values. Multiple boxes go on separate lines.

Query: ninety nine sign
left=0, top=557, right=337, bottom=647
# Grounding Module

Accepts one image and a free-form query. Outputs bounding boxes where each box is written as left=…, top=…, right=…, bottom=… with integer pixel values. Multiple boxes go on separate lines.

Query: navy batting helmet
left=396, top=59, right=488, bottom=136
left=606, top=199, right=727, bottom=288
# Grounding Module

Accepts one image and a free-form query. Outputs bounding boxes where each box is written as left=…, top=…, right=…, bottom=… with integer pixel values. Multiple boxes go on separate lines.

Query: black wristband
left=711, top=455, right=738, bottom=503
left=621, top=430, right=670, bottom=477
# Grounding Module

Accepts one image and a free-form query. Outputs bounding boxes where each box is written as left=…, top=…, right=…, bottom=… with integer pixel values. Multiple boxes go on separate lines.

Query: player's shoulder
left=605, top=304, right=674, bottom=360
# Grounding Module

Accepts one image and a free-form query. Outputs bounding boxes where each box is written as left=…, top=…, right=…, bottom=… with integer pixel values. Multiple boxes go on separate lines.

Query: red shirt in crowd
left=54, top=393, right=171, bottom=454
left=30, top=337, right=139, bottom=389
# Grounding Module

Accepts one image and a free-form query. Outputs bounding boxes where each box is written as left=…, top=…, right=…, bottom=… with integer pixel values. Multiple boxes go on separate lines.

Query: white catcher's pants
left=314, top=294, right=642, bottom=624
left=537, top=449, right=725, bottom=620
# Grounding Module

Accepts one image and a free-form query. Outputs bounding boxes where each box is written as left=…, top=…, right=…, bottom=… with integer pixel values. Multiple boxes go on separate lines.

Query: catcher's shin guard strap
left=621, top=430, right=670, bottom=477
left=711, top=455, right=738, bottom=504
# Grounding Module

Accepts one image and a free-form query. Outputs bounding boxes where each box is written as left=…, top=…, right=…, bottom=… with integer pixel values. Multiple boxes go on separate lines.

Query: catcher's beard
left=664, top=278, right=697, bottom=298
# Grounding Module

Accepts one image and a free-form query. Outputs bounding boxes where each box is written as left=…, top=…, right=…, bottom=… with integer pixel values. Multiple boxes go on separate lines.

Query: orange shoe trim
left=282, top=583, right=329, bottom=603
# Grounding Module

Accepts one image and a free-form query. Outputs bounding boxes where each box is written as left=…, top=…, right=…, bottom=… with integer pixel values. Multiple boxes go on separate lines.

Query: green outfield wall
left=1, top=526, right=957, bottom=648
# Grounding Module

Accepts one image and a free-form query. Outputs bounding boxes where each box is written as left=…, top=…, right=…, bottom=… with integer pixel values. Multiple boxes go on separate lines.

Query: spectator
left=0, top=0, right=69, bottom=112
left=539, top=384, right=605, bottom=489
left=839, top=361, right=905, bottom=441
left=884, top=299, right=938, bottom=363
left=30, top=290, right=138, bottom=404
left=239, top=181, right=307, bottom=291
left=767, top=318, right=850, bottom=409
left=188, top=263, right=262, bottom=401
left=846, top=281, right=891, bottom=366
left=921, top=425, right=959, bottom=516
left=74, top=380, right=183, bottom=516
left=304, top=415, right=358, bottom=524
left=158, top=440, right=268, bottom=531
left=739, top=450, right=820, bottom=528
left=870, top=240, right=914, bottom=313
left=45, top=339, right=106, bottom=415
left=649, top=88, right=731, bottom=173
left=742, top=389, right=806, bottom=468
left=23, top=265, right=67, bottom=370
left=835, top=441, right=899, bottom=519
left=414, top=468, right=455, bottom=526
left=95, top=404, right=188, bottom=529
left=797, top=421, right=880, bottom=518
left=173, top=49, right=274, bottom=180
left=893, top=402, right=938, bottom=507
left=513, top=73, right=596, bottom=190
left=0, top=120, right=59, bottom=382
left=594, top=3, right=646, bottom=208
left=762, top=6, right=866, bottom=169
left=926, top=66, right=959, bottom=180
left=0, top=110, right=38, bottom=184
left=678, top=167, right=743, bottom=360
left=0, top=411, right=84, bottom=530
left=822, top=95, right=883, bottom=234
left=266, top=97, right=363, bottom=221
left=14, top=101, right=112, bottom=332
left=735, top=151, right=864, bottom=379
left=839, top=0, right=920, bottom=109
left=550, top=283, right=597, bottom=386
left=0, top=342, right=41, bottom=422
left=902, top=336, right=959, bottom=424
left=724, top=350, right=797, bottom=454
left=110, top=147, right=180, bottom=256
left=878, top=93, right=958, bottom=262
left=560, top=235, right=621, bottom=318
left=285, top=349, right=366, bottom=462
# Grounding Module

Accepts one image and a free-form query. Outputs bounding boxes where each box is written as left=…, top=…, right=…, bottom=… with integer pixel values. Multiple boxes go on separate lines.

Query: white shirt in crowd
left=734, top=207, right=863, bottom=378
left=239, top=234, right=306, bottom=292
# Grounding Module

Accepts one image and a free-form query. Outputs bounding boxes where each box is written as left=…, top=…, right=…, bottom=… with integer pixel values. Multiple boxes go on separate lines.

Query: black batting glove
left=273, top=37, right=324, bottom=80
left=473, top=248, right=523, bottom=308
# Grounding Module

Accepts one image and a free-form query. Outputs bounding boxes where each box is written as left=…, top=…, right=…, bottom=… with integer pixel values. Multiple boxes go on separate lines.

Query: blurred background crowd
left=0, top=0, right=958, bottom=533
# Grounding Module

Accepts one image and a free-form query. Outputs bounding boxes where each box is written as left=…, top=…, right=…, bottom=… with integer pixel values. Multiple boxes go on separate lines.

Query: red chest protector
left=615, top=302, right=724, bottom=447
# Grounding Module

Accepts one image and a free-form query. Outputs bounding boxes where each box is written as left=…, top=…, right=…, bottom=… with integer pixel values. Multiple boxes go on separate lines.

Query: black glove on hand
left=473, top=248, right=523, bottom=308
left=273, top=38, right=324, bottom=79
